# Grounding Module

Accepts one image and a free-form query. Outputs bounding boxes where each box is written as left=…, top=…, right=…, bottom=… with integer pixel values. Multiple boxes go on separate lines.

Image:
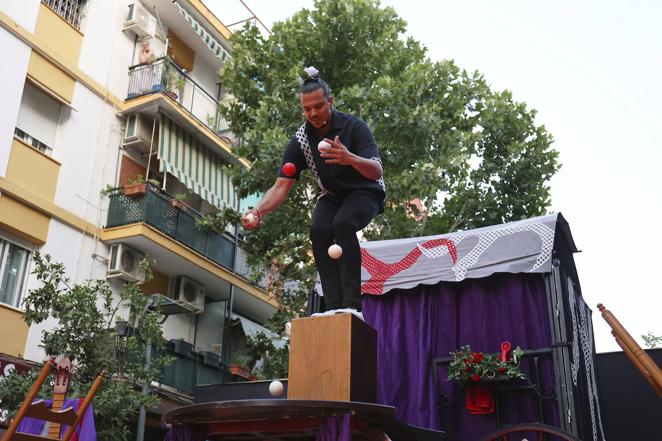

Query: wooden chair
left=1, top=357, right=106, bottom=441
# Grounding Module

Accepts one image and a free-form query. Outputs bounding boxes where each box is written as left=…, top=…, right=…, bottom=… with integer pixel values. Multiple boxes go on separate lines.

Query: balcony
left=107, top=184, right=251, bottom=276
left=155, top=343, right=229, bottom=396
left=127, top=58, right=233, bottom=142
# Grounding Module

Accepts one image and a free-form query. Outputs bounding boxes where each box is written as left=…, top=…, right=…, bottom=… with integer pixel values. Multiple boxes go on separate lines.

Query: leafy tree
left=0, top=252, right=172, bottom=441
left=214, top=0, right=560, bottom=334
left=642, top=332, right=662, bottom=349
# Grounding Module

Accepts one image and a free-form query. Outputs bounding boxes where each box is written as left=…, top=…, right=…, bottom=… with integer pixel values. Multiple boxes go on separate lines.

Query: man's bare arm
left=242, top=178, right=296, bottom=228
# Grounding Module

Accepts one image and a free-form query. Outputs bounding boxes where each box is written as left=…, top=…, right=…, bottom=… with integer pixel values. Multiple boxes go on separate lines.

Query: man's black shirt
left=278, top=110, right=386, bottom=208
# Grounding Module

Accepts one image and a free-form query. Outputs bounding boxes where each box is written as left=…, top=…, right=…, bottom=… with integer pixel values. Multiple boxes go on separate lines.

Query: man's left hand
left=320, top=136, right=356, bottom=165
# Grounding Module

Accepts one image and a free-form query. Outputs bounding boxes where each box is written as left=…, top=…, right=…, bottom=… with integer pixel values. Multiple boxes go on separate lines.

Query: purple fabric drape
left=363, top=273, right=560, bottom=441
left=316, top=414, right=352, bottom=441
left=16, top=398, right=97, bottom=441
left=164, top=415, right=351, bottom=441
left=164, top=424, right=198, bottom=441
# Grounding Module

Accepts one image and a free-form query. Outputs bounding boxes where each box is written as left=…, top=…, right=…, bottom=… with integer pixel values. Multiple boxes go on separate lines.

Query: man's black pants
left=310, top=192, right=380, bottom=311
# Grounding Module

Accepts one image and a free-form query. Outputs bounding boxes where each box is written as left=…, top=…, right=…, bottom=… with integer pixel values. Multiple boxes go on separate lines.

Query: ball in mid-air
left=282, top=162, right=296, bottom=177
left=328, top=244, right=343, bottom=259
left=269, top=380, right=284, bottom=397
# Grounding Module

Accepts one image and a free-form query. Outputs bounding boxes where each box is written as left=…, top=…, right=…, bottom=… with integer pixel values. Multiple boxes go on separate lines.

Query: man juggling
left=241, top=67, right=386, bottom=321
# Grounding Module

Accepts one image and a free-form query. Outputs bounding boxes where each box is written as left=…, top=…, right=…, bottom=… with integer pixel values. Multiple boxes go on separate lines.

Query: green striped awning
left=159, top=116, right=237, bottom=209
left=173, top=1, right=231, bottom=63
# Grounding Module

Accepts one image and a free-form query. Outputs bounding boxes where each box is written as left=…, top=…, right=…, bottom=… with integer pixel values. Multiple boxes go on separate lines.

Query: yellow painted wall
left=34, top=2, right=83, bottom=66
left=167, top=31, right=195, bottom=72
left=0, top=305, right=28, bottom=357
left=6, top=139, right=60, bottom=202
left=27, top=51, right=76, bottom=103
left=141, top=270, right=170, bottom=296
left=0, top=196, right=50, bottom=245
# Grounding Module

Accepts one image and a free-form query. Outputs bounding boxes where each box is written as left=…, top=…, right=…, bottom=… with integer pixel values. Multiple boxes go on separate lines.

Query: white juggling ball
left=318, top=140, right=332, bottom=151
left=269, top=380, right=284, bottom=397
left=328, top=244, right=343, bottom=259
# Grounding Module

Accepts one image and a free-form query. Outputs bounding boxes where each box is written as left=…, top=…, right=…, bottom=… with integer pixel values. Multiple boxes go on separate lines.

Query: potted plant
left=172, top=339, right=194, bottom=358
left=447, top=344, right=525, bottom=384
left=164, top=61, right=185, bottom=101
left=123, top=175, right=148, bottom=197
left=171, top=193, right=188, bottom=211
left=228, top=352, right=253, bottom=380
left=447, top=343, right=525, bottom=415
left=123, top=176, right=159, bottom=197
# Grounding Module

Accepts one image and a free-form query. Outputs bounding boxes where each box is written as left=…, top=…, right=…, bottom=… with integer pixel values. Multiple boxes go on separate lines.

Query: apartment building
left=0, top=0, right=277, bottom=422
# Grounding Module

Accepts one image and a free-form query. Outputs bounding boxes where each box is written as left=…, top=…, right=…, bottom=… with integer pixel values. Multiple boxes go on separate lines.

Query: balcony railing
left=155, top=342, right=229, bottom=395
left=107, top=184, right=251, bottom=277
left=127, top=58, right=234, bottom=141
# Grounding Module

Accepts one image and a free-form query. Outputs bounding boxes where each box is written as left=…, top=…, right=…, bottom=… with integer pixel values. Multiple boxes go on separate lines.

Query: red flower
left=472, top=352, right=485, bottom=363
left=470, top=374, right=481, bottom=382
left=464, top=365, right=471, bottom=372
left=498, top=367, right=507, bottom=373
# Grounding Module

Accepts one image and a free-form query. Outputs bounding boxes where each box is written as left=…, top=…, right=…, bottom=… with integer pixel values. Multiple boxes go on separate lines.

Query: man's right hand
left=241, top=208, right=261, bottom=230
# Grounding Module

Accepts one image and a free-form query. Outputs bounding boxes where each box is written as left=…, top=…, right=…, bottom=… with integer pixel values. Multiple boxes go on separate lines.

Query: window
left=41, top=0, right=88, bottom=30
left=0, top=238, right=30, bottom=308
left=16, top=82, right=61, bottom=157
left=13, top=127, right=53, bottom=156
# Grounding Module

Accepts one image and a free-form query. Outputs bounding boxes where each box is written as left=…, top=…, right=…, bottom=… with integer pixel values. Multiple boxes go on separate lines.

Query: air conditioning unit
left=107, top=244, right=145, bottom=282
left=170, top=276, right=206, bottom=313
left=123, top=114, right=152, bottom=152
left=123, top=2, right=157, bottom=38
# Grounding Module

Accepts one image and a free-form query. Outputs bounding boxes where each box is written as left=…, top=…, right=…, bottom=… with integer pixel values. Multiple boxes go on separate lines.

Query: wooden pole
left=612, top=333, right=662, bottom=396
left=1, top=357, right=55, bottom=441
left=598, top=303, right=662, bottom=397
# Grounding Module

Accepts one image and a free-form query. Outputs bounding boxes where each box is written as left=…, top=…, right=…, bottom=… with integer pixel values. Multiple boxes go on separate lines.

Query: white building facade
left=0, top=0, right=276, bottom=426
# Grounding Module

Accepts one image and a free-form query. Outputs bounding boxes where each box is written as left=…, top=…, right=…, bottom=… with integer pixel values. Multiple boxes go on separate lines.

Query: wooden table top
left=162, top=399, right=445, bottom=441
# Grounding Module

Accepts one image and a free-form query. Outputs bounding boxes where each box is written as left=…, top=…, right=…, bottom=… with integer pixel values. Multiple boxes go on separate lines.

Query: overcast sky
left=209, top=0, right=662, bottom=353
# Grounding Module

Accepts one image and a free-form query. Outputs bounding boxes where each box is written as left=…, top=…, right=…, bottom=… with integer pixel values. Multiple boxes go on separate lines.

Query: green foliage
left=642, top=332, right=662, bottom=349
left=196, top=206, right=241, bottom=233
left=0, top=369, right=43, bottom=419
left=245, top=332, right=289, bottom=380
left=447, top=345, right=525, bottom=383
left=0, top=252, right=172, bottom=441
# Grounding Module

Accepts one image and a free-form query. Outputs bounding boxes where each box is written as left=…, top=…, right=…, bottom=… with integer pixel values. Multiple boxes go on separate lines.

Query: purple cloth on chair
left=16, top=398, right=96, bottom=441
left=362, top=273, right=560, bottom=441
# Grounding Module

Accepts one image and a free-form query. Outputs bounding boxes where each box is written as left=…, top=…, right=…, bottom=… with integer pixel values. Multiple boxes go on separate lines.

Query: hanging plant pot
left=123, top=182, right=147, bottom=197
left=170, top=199, right=188, bottom=212
left=172, top=339, right=193, bottom=357
left=228, top=364, right=251, bottom=379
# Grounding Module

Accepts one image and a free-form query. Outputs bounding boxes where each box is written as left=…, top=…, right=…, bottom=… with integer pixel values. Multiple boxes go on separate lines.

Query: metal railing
left=156, top=344, right=228, bottom=395
left=42, top=0, right=87, bottom=29
left=107, top=184, right=248, bottom=275
left=127, top=58, right=234, bottom=140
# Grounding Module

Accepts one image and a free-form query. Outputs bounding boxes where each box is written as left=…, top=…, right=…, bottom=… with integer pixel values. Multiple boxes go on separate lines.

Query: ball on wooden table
left=318, top=140, right=332, bottom=151
left=282, top=162, right=297, bottom=177
left=269, top=380, right=284, bottom=397
left=328, top=244, right=343, bottom=259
